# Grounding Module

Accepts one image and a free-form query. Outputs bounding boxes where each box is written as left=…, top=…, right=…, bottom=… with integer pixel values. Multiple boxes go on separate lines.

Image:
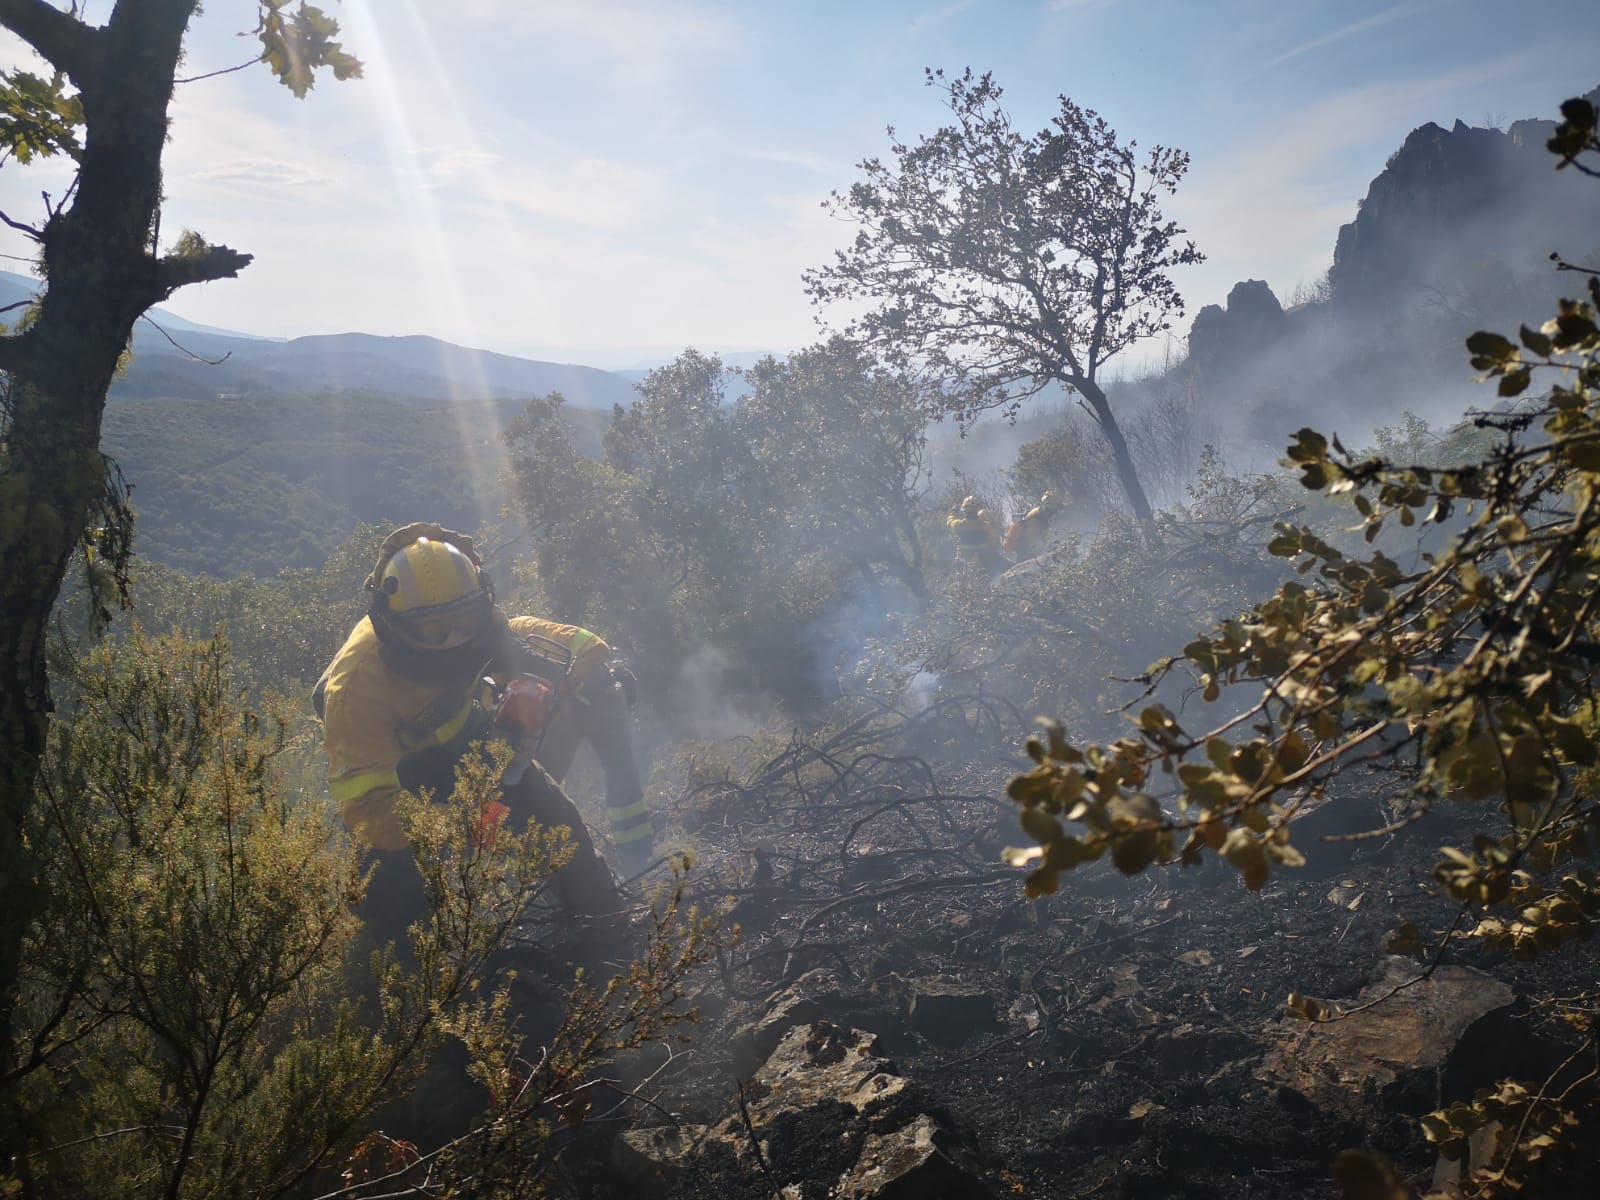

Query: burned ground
left=523, top=699, right=1598, bottom=1199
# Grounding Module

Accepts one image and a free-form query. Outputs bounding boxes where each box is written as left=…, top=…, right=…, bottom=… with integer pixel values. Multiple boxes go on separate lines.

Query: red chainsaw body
left=494, top=674, right=556, bottom=740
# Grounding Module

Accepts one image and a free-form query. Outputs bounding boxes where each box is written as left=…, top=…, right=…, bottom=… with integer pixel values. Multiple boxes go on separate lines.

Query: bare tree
left=805, top=68, right=1203, bottom=525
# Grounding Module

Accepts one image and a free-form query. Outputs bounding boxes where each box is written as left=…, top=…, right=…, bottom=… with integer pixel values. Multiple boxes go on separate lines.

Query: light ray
left=340, top=0, right=518, bottom=528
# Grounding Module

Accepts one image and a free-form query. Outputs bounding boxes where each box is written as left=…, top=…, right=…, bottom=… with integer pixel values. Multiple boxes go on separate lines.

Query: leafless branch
left=1309, top=904, right=1470, bottom=1023
left=0, top=208, right=42, bottom=239
left=176, top=57, right=259, bottom=85
left=155, top=243, right=253, bottom=294
left=138, top=313, right=230, bottom=365
left=735, top=1079, right=783, bottom=1199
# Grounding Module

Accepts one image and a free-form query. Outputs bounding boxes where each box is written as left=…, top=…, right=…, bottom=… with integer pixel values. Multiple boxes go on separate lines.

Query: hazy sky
left=1, top=0, right=1595, bottom=368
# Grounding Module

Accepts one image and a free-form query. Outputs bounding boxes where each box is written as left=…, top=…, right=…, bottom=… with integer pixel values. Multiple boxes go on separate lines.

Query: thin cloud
left=736, top=146, right=841, bottom=175
left=1269, top=0, right=1454, bottom=67
left=466, top=0, right=742, bottom=83
left=417, top=147, right=504, bottom=180
left=457, top=157, right=671, bottom=233
left=189, top=158, right=337, bottom=189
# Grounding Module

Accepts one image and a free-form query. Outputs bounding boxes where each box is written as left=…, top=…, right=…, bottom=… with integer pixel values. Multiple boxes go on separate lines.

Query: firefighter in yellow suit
left=1002, top=490, right=1062, bottom=562
left=314, top=524, right=654, bottom=955
left=946, top=495, right=1005, bottom=575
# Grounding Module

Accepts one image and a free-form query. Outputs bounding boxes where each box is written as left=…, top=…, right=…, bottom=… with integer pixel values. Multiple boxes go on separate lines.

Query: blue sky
left=2, top=0, right=1596, bottom=368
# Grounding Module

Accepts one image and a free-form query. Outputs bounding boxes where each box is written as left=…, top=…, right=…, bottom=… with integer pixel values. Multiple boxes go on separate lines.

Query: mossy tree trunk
left=0, top=0, right=251, bottom=1107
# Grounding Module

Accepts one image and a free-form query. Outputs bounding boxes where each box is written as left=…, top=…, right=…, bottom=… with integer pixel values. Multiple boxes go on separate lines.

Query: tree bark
left=0, top=0, right=234, bottom=1119
left=1075, top=376, right=1155, bottom=526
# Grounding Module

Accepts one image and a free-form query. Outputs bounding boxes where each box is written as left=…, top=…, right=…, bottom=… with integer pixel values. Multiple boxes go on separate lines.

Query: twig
left=931, top=1025, right=1042, bottom=1070
left=138, top=313, right=231, bottom=365
left=780, top=869, right=1015, bottom=981
left=1484, top=1038, right=1597, bottom=1186
left=735, top=1079, right=782, bottom=1199
left=1053, top=913, right=1182, bottom=963
left=559, top=1074, right=682, bottom=1128
left=1312, top=905, right=1469, bottom=1023
left=176, top=58, right=259, bottom=84
left=0, top=208, right=41, bottom=238
left=1321, top=803, right=1429, bottom=843
left=30, top=1123, right=184, bottom=1156
left=583, top=1044, right=687, bottom=1124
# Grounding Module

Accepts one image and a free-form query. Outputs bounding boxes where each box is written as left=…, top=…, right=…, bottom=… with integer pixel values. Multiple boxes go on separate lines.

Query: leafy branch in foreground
left=1005, top=262, right=1600, bottom=897
left=1004, top=96, right=1600, bottom=1200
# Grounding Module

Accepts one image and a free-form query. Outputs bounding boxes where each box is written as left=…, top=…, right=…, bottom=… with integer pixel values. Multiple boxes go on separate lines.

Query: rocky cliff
left=1328, top=85, right=1600, bottom=322
left=1184, top=87, right=1600, bottom=428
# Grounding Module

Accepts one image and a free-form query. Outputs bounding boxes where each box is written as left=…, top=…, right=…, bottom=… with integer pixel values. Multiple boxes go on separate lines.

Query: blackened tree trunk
left=1076, top=377, right=1154, bottom=526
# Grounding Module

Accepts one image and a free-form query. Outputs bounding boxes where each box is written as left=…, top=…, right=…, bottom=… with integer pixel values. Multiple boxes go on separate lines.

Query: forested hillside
left=103, top=391, right=612, bottom=576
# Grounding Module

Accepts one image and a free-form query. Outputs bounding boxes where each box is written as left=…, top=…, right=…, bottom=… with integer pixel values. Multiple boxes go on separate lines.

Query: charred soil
left=542, top=705, right=1596, bottom=1199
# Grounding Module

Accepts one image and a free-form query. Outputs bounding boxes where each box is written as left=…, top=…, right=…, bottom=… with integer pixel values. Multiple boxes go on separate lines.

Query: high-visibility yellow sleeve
left=507, top=616, right=613, bottom=685
left=338, top=782, right=408, bottom=850
left=330, top=767, right=401, bottom=808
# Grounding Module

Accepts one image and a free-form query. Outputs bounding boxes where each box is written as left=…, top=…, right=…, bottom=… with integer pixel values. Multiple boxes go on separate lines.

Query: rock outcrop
left=614, top=1020, right=996, bottom=1198
left=1258, top=957, right=1516, bottom=1120
left=1187, top=279, right=1293, bottom=379
left=1329, top=88, right=1600, bottom=322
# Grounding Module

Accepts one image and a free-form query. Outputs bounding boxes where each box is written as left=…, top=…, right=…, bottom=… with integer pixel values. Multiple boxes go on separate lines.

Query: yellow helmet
left=959, top=495, right=980, bottom=515
left=375, top=538, right=492, bottom=650
left=1040, top=490, right=1060, bottom=509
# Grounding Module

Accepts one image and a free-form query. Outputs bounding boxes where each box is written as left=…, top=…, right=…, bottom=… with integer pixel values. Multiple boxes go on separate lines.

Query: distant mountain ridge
left=0, top=270, right=637, bottom=409
left=0, top=270, right=271, bottom=342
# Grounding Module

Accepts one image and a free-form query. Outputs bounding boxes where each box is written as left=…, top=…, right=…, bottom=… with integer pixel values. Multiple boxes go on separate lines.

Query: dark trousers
left=354, top=752, right=621, bottom=1145
left=358, top=751, right=621, bottom=969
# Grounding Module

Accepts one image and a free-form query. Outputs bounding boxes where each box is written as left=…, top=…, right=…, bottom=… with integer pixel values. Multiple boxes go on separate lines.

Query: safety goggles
left=396, top=590, right=492, bottom=650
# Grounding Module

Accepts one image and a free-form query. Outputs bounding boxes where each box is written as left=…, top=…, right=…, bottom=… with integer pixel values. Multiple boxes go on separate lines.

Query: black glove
left=607, top=659, right=639, bottom=707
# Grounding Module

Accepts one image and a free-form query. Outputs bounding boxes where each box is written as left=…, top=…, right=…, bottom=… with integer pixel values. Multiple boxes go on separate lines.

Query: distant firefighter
left=947, top=495, right=1005, bottom=575
left=1003, top=490, right=1063, bottom=562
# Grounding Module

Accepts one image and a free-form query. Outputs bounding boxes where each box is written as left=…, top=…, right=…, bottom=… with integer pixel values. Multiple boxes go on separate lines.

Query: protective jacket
left=1003, top=504, right=1056, bottom=561
left=947, top=507, right=1004, bottom=574
left=315, top=611, right=650, bottom=860
left=947, top=510, right=999, bottom=549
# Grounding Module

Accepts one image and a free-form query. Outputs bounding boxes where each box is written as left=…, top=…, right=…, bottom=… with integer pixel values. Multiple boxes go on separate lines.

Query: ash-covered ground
left=530, top=699, right=1597, bottom=1199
